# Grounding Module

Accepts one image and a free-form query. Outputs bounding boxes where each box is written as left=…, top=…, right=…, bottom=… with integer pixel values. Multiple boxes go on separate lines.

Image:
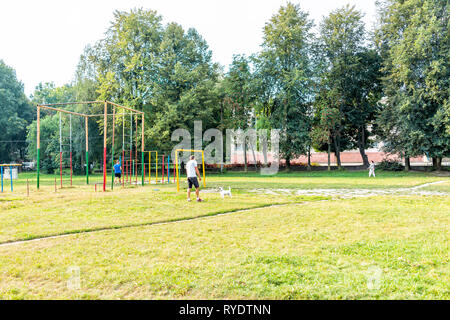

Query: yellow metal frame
left=147, top=151, right=158, bottom=184
left=175, top=149, right=205, bottom=192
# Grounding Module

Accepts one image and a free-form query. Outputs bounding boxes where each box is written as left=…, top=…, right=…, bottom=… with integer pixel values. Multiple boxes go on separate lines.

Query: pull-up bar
left=0, top=164, right=22, bottom=193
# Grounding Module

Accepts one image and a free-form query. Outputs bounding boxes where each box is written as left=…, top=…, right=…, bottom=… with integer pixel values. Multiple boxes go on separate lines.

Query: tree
left=311, top=89, right=341, bottom=171
left=375, top=0, right=449, bottom=170
left=0, top=60, right=33, bottom=162
left=317, top=5, right=371, bottom=168
left=222, top=55, right=255, bottom=171
left=255, top=2, right=315, bottom=169
left=79, top=9, right=221, bottom=156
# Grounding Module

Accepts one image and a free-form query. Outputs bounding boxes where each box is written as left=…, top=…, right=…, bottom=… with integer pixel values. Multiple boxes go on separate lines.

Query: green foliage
left=0, top=60, right=33, bottom=162
left=375, top=0, right=450, bottom=163
left=254, top=2, right=316, bottom=165
left=78, top=9, right=221, bottom=155
left=316, top=5, right=382, bottom=167
left=377, top=159, right=405, bottom=172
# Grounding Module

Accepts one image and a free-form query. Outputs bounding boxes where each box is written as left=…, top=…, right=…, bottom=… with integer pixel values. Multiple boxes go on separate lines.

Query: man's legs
left=195, top=187, right=200, bottom=199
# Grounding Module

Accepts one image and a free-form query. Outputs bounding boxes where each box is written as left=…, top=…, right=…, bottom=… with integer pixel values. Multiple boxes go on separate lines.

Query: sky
left=0, top=0, right=378, bottom=96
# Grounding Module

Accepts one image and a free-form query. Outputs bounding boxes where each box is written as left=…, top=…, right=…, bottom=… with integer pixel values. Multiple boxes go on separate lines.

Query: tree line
left=0, top=0, right=448, bottom=171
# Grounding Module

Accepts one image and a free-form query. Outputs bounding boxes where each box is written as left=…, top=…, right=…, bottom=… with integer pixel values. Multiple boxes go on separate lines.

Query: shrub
left=377, top=159, right=404, bottom=171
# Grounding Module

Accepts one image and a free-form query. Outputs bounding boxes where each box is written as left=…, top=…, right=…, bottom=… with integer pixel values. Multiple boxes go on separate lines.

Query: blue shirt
left=114, top=163, right=121, bottom=173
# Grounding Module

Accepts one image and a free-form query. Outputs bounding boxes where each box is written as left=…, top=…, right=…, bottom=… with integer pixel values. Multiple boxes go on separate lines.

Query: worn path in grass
left=248, top=180, right=450, bottom=198
left=0, top=185, right=326, bottom=244
left=0, top=195, right=448, bottom=299
left=1, top=179, right=448, bottom=247
left=1, top=174, right=448, bottom=245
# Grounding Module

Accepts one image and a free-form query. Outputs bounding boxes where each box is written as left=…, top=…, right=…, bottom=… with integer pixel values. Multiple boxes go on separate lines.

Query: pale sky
left=0, top=0, right=377, bottom=96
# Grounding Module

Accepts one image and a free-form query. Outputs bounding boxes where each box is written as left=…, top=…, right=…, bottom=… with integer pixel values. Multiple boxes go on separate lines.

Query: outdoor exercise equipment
left=36, top=101, right=145, bottom=191
left=0, top=164, right=22, bottom=192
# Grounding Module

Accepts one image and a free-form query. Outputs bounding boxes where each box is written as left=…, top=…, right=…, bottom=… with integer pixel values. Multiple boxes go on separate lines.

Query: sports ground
left=0, top=171, right=448, bottom=299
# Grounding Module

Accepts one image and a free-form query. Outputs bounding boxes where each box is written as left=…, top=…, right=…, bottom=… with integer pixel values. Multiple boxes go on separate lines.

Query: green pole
left=37, top=148, right=40, bottom=189
left=86, top=151, right=89, bottom=185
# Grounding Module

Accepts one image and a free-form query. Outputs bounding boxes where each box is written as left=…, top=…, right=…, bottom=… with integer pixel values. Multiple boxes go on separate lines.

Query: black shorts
left=115, top=173, right=121, bottom=178
left=187, top=177, right=199, bottom=189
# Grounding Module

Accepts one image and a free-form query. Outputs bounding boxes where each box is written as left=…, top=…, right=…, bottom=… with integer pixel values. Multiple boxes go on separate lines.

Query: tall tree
left=79, top=9, right=221, bottom=155
left=317, top=5, right=370, bottom=168
left=255, top=2, right=315, bottom=169
left=0, top=60, right=33, bottom=162
left=222, top=55, right=255, bottom=171
left=375, top=0, right=449, bottom=170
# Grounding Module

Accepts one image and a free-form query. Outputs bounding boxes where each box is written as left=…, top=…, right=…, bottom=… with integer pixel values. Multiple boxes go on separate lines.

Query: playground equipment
left=175, top=149, right=206, bottom=192
left=0, top=164, right=22, bottom=192
left=36, top=101, right=145, bottom=191
left=146, top=151, right=172, bottom=184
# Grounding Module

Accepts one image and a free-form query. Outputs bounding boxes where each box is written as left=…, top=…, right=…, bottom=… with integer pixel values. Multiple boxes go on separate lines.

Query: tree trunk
left=333, top=136, right=342, bottom=169
left=248, top=140, right=258, bottom=171
left=285, top=156, right=291, bottom=172
left=243, top=139, right=248, bottom=172
left=307, top=146, right=311, bottom=171
left=433, top=157, right=442, bottom=171
left=358, top=126, right=369, bottom=167
left=327, top=142, right=331, bottom=171
left=405, top=156, right=411, bottom=172
left=261, top=133, right=268, bottom=167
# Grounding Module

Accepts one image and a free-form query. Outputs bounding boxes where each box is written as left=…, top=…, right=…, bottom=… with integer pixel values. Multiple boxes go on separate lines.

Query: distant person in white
left=369, top=161, right=376, bottom=177
left=186, top=155, right=203, bottom=202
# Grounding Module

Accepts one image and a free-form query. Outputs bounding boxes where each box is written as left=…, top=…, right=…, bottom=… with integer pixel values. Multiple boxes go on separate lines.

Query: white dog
left=219, top=187, right=232, bottom=198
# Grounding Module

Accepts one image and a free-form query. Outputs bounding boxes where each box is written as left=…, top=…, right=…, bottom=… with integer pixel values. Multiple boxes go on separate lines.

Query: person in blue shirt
left=113, top=160, right=122, bottom=184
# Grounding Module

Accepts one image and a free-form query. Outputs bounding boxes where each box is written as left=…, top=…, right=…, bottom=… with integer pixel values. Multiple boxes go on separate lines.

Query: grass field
left=0, top=171, right=448, bottom=299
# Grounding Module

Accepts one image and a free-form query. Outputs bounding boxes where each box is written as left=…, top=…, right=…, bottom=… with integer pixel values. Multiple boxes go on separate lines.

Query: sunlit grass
left=0, top=196, right=448, bottom=299
left=0, top=170, right=448, bottom=299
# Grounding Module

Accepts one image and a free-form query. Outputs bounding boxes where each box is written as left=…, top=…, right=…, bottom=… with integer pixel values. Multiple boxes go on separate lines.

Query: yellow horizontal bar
left=176, top=149, right=204, bottom=153
left=0, top=164, right=22, bottom=167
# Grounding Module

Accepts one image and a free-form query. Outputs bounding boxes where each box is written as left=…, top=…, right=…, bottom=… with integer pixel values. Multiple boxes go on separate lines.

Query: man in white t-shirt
left=186, top=155, right=203, bottom=202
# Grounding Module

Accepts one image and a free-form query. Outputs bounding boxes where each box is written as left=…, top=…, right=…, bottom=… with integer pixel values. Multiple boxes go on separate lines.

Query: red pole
left=129, top=150, right=132, bottom=182
left=127, top=160, right=129, bottom=182
left=173, top=161, right=176, bottom=183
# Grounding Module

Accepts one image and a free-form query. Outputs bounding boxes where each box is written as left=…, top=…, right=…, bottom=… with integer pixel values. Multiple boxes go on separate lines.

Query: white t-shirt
left=369, top=163, right=375, bottom=171
left=186, top=159, right=198, bottom=178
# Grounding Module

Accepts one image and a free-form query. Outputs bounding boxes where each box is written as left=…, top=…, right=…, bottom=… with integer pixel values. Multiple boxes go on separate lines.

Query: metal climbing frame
left=36, top=101, right=145, bottom=192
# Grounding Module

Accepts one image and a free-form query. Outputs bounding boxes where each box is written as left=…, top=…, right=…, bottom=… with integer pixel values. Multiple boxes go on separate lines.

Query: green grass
left=421, top=181, right=450, bottom=193
left=0, top=195, right=448, bottom=299
left=0, top=185, right=324, bottom=243
left=6, top=170, right=448, bottom=191
left=0, top=170, right=448, bottom=299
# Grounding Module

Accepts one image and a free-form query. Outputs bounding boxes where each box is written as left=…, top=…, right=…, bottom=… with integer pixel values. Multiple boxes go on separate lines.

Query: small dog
left=219, top=187, right=232, bottom=198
